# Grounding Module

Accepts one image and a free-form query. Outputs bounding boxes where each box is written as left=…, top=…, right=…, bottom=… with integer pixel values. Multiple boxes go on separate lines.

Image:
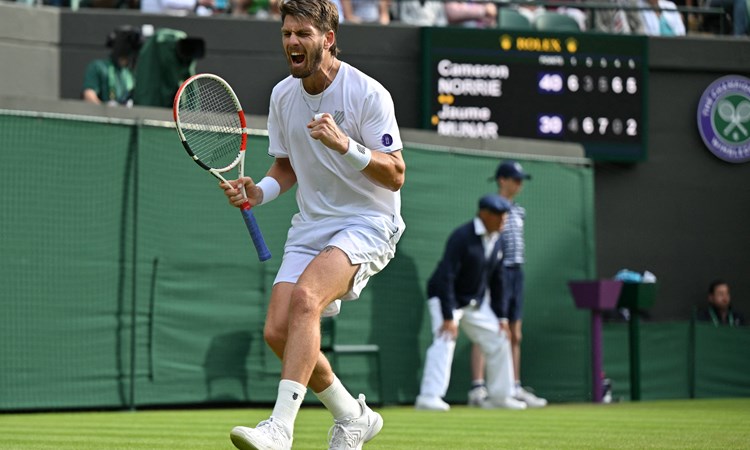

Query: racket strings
left=179, top=78, right=243, bottom=170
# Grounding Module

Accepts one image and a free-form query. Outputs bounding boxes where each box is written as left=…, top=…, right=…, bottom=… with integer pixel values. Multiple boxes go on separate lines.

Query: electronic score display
left=421, top=28, right=649, bottom=161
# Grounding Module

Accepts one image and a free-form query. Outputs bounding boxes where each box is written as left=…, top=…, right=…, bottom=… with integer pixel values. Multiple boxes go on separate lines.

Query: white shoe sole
left=230, top=428, right=259, bottom=450
left=520, top=400, right=547, bottom=408
left=230, top=426, right=290, bottom=450
left=415, top=402, right=450, bottom=411
left=482, top=398, right=527, bottom=410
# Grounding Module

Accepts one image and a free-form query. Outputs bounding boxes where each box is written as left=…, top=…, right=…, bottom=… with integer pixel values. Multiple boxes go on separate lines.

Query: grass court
left=1, top=398, right=748, bottom=449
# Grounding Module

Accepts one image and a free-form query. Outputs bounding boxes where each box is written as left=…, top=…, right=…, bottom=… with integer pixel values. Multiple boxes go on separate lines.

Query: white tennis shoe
left=481, top=396, right=527, bottom=410
left=515, top=386, right=548, bottom=408
left=230, top=417, right=292, bottom=450
left=328, top=394, right=383, bottom=450
left=467, top=386, right=489, bottom=407
left=414, top=395, right=450, bottom=411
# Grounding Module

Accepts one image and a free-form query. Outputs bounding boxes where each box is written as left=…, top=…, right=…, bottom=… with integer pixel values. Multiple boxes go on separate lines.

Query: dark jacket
left=696, top=305, right=744, bottom=327
left=427, top=220, right=503, bottom=321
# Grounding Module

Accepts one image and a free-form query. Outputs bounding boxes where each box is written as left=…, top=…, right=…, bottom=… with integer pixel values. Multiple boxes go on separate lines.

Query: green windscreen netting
left=3, top=109, right=742, bottom=411
left=0, top=113, right=133, bottom=409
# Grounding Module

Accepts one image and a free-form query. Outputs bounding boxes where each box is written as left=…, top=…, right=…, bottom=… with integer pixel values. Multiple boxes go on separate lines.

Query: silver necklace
left=300, top=60, right=334, bottom=113
left=300, top=78, right=328, bottom=113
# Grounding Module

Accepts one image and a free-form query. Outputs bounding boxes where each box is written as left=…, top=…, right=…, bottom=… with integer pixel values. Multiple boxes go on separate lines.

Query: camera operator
left=81, top=25, right=143, bottom=107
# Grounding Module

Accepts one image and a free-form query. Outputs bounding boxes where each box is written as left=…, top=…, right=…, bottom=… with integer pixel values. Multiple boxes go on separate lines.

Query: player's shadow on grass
left=203, top=330, right=253, bottom=403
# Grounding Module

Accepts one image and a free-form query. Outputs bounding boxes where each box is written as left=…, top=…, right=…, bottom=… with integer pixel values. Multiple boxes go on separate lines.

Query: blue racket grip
left=240, top=205, right=271, bottom=262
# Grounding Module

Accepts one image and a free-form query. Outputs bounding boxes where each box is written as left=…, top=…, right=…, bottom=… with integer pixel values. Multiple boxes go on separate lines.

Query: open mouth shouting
left=290, top=51, right=305, bottom=67
left=288, top=45, right=323, bottom=80
left=287, top=48, right=313, bottom=78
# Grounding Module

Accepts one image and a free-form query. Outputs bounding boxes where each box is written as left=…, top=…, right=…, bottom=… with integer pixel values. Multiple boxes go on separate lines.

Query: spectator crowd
left=16, top=0, right=750, bottom=37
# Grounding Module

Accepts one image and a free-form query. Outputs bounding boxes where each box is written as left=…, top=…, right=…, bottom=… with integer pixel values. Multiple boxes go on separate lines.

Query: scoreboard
left=421, top=28, right=649, bottom=161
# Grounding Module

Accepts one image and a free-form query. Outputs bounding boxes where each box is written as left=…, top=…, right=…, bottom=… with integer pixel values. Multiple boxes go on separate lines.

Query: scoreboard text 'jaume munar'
left=421, top=28, right=649, bottom=161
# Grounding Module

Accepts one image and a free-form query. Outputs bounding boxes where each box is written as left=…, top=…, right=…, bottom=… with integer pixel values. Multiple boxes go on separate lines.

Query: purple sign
left=697, top=75, right=750, bottom=163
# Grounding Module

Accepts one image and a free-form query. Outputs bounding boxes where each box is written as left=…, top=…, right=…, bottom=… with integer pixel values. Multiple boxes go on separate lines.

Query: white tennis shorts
left=274, top=215, right=403, bottom=317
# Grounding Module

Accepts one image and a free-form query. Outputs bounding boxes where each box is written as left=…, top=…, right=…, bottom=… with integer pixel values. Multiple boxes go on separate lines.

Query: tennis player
left=220, top=0, right=405, bottom=449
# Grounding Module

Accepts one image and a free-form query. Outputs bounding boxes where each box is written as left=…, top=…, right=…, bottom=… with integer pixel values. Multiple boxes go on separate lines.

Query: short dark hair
left=280, top=0, right=340, bottom=56
left=708, top=279, right=728, bottom=295
left=107, top=25, right=143, bottom=60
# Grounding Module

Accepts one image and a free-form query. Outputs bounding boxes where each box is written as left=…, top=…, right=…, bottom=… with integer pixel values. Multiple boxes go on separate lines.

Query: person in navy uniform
left=415, top=194, right=526, bottom=411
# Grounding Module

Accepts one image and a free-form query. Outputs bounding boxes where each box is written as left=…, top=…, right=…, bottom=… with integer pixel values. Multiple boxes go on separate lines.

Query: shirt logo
left=381, top=133, right=393, bottom=147
left=333, top=110, right=345, bottom=125
left=697, top=75, right=750, bottom=163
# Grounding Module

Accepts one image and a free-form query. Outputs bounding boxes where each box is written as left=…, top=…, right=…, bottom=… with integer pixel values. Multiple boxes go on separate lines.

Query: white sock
left=314, top=376, right=361, bottom=420
left=271, top=379, right=307, bottom=435
left=471, top=379, right=486, bottom=389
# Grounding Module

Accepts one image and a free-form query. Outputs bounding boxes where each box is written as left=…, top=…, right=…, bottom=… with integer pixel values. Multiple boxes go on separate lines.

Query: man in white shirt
left=638, top=0, right=686, bottom=35
left=341, top=0, right=391, bottom=24
left=396, top=0, right=448, bottom=26
left=221, top=0, right=405, bottom=449
left=140, top=0, right=216, bottom=16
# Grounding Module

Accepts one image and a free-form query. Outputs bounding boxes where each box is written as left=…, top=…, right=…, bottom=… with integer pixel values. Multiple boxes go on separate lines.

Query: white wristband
left=342, top=138, right=372, bottom=171
left=256, top=176, right=281, bottom=206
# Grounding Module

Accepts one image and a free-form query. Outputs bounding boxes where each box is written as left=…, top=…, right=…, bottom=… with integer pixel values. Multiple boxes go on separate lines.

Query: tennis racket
left=173, top=73, right=271, bottom=262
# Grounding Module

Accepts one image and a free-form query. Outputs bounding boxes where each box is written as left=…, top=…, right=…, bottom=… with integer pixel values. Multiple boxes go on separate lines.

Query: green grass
left=1, top=398, right=749, bottom=449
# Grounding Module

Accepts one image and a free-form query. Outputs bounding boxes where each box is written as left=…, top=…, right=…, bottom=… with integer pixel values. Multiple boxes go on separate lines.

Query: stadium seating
left=497, top=8, right=532, bottom=30
left=533, top=12, right=582, bottom=31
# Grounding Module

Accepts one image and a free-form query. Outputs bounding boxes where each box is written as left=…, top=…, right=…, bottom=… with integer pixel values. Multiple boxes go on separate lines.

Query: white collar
left=473, top=216, right=494, bottom=237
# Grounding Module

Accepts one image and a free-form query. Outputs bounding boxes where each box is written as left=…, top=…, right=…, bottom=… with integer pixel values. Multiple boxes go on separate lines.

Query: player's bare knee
left=289, top=285, right=326, bottom=318
left=263, top=323, right=287, bottom=356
